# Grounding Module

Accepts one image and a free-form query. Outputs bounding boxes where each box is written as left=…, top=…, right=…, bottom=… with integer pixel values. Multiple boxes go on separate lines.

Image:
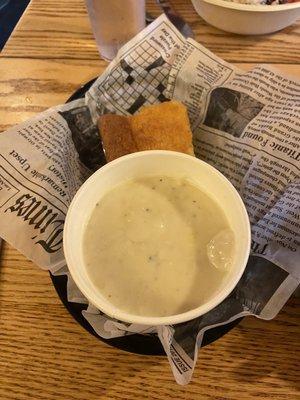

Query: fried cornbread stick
left=98, top=101, right=194, bottom=162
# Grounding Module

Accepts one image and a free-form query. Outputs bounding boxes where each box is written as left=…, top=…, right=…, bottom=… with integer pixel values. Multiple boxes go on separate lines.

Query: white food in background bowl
left=191, top=0, right=300, bottom=35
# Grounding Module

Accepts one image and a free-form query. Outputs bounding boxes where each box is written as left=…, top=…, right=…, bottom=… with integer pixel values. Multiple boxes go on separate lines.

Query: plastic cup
left=85, top=0, right=146, bottom=61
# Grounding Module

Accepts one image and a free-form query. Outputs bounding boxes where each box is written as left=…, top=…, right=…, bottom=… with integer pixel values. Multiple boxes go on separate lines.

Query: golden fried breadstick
left=98, top=114, right=136, bottom=162
left=98, top=101, right=194, bottom=162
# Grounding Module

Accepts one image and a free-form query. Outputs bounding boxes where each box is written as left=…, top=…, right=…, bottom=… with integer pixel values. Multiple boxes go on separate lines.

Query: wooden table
left=0, top=1, right=299, bottom=399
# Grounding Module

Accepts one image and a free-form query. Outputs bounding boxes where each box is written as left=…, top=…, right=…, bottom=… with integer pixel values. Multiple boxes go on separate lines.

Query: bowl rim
left=196, top=0, right=300, bottom=12
left=64, top=150, right=251, bottom=326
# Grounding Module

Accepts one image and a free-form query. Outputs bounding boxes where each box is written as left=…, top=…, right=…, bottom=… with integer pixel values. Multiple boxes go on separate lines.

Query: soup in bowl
left=63, top=151, right=251, bottom=326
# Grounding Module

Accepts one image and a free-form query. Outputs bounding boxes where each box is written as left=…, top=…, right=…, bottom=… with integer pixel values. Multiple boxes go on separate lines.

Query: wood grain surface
left=2, top=0, right=300, bottom=63
left=0, top=1, right=299, bottom=399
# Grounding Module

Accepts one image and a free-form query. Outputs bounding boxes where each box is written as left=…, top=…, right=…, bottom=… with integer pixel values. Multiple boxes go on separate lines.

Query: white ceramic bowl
left=64, top=151, right=251, bottom=326
left=191, top=0, right=300, bottom=35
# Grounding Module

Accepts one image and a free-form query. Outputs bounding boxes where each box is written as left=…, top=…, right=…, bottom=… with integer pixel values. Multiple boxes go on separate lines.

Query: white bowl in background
left=64, top=151, right=251, bottom=326
left=191, top=0, right=300, bottom=35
